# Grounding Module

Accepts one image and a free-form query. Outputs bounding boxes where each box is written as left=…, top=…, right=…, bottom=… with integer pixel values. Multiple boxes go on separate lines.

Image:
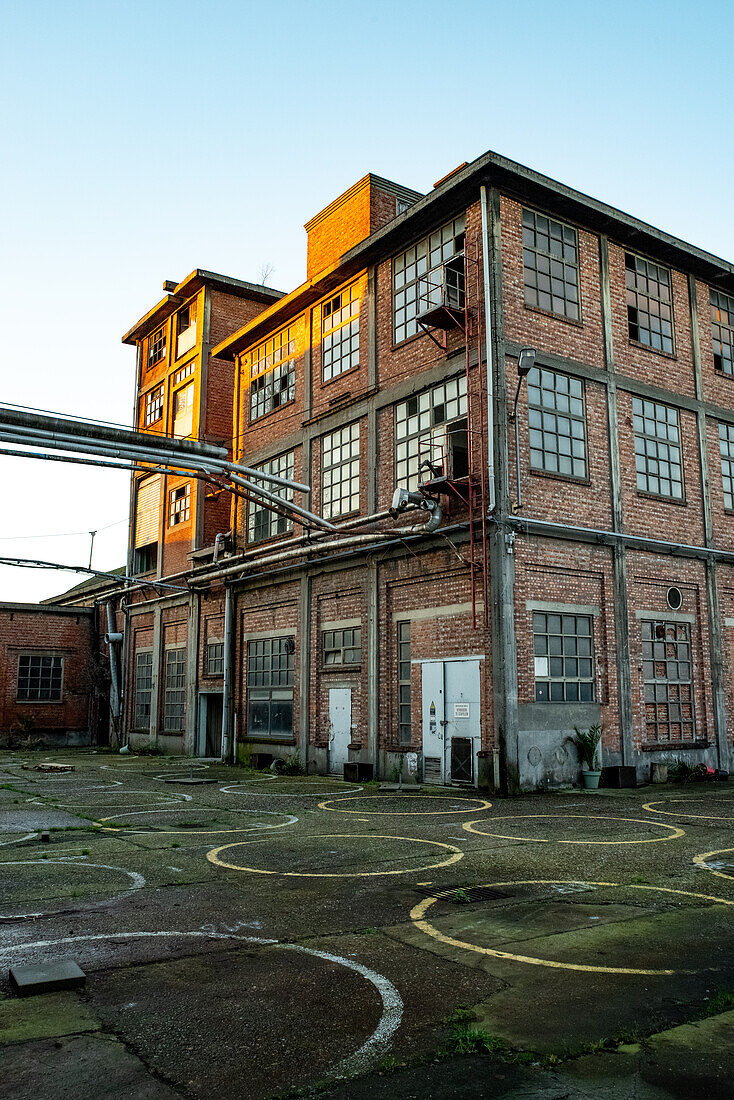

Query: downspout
left=220, top=584, right=234, bottom=763
left=480, top=185, right=496, bottom=512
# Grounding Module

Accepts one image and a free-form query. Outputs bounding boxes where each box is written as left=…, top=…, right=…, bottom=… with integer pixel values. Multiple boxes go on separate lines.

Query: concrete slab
left=9, top=960, right=86, bottom=997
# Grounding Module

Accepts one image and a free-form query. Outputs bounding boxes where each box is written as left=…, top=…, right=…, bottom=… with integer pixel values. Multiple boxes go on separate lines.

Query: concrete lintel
left=525, top=600, right=600, bottom=617
left=321, top=618, right=361, bottom=630
left=392, top=601, right=483, bottom=623
left=242, top=628, right=296, bottom=641
left=634, top=609, right=696, bottom=624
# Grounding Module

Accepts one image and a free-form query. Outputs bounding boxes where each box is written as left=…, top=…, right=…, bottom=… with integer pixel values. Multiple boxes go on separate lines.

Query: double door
left=420, top=659, right=481, bottom=785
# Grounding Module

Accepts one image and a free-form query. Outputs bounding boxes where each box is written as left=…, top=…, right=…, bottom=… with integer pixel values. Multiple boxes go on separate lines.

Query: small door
left=421, top=661, right=446, bottom=784
left=199, top=694, right=223, bottom=758
left=328, top=688, right=352, bottom=775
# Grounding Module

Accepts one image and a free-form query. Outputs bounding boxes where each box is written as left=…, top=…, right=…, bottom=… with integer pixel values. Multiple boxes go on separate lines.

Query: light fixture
left=517, top=347, right=536, bottom=377
left=512, top=348, right=536, bottom=510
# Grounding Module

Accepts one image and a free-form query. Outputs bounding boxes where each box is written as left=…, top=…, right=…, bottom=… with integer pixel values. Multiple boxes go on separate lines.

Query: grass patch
left=442, top=1024, right=505, bottom=1056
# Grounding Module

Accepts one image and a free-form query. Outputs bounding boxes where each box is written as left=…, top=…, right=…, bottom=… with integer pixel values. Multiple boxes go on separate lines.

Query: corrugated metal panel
left=135, top=475, right=161, bottom=548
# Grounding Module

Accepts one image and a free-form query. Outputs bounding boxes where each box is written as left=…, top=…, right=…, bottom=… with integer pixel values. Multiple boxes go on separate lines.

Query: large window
left=632, top=398, right=683, bottom=500
left=323, top=626, right=361, bottom=666
left=522, top=209, right=579, bottom=320
left=134, top=651, right=153, bottom=730
left=163, top=647, right=186, bottom=733
left=719, top=422, right=734, bottom=511
left=641, top=619, right=695, bottom=743
left=711, top=289, right=734, bottom=376
left=248, top=451, right=294, bottom=543
left=322, top=423, right=360, bottom=518
left=148, top=326, right=166, bottom=368
left=168, top=483, right=191, bottom=526
left=17, top=654, right=63, bottom=702
left=625, top=253, right=674, bottom=354
left=144, top=384, right=164, bottom=428
left=393, top=216, right=465, bottom=343
left=134, top=475, right=161, bottom=574
left=533, top=613, right=594, bottom=702
left=173, top=382, right=194, bottom=438
left=323, top=283, right=360, bottom=381
left=176, top=300, right=197, bottom=358
left=395, top=376, right=467, bottom=490
left=248, top=326, right=297, bottom=421
left=206, top=642, right=224, bottom=677
left=527, top=367, right=586, bottom=479
left=247, top=637, right=294, bottom=740
left=397, top=621, right=411, bottom=744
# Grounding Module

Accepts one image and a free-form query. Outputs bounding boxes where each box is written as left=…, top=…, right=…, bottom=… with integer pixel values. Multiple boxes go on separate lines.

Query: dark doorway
left=203, top=694, right=223, bottom=757
left=450, top=737, right=473, bottom=784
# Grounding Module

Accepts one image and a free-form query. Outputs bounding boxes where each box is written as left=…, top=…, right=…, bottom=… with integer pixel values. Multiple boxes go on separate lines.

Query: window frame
left=143, top=383, right=165, bottom=428
left=719, top=421, right=734, bottom=512
left=172, top=380, right=195, bottom=439
left=625, top=252, right=675, bottom=356
left=147, top=326, right=166, bottom=369
left=247, top=451, right=295, bottom=545
left=206, top=641, right=224, bottom=678
left=521, top=208, right=581, bottom=322
left=532, top=612, right=595, bottom=703
left=641, top=619, right=695, bottom=745
left=322, top=281, right=361, bottom=382
left=397, top=621, right=412, bottom=744
left=392, top=215, right=466, bottom=345
left=711, top=288, right=734, bottom=376
left=632, top=397, right=685, bottom=503
left=162, top=646, right=186, bottom=733
left=168, top=482, right=191, bottom=527
left=16, top=653, right=64, bottom=703
left=246, top=636, right=295, bottom=742
left=321, top=422, right=360, bottom=519
left=246, top=325, right=297, bottom=423
left=322, top=626, right=362, bottom=667
left=133, top=649, right=153, bottom=730
left=394, top=375, right=468, bottom=491
left=526, top=367, right=588, bottom=481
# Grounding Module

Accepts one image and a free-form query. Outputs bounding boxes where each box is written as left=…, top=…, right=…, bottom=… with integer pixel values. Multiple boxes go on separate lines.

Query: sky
left=0, top=0, right=732, bottom=601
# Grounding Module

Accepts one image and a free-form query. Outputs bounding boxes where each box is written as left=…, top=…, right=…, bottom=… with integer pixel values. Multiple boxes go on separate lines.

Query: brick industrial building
left=46, top=150, right=734, bottom=789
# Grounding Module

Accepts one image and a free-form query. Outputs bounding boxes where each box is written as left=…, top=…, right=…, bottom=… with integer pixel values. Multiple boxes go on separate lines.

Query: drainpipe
left=220, top=584, right=234, bottom=763
left=480, top=184, right=496, bottom=512
left=104, top=601, right=123, bottom=746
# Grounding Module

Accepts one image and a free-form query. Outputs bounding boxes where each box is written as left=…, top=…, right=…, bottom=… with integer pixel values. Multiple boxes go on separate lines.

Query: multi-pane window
left=17, top=654, right=63, bottom=702
left=248, top=451, right=294, bottom=543
left=173, top=362, right=195, bottom=386
left=711, top=289, right=734, bottom=376
left=144, top=384, right=164, bottom=428
left=206, top=642, right=224, bottom=677
left=719, top=422, right=734, bottom=511
left=395, top=376, right=467, bottom=490
left=176, top=301, right=197, bottom=357
left=641, top=620, right=695, bottom=743
left=397, top=622, right=411, bottom=744
left=173, top=382, right=194, bottom=438
left=527, top=368, right=586, bottom=478
left=322, top=423, right=360, bottom=518
left=169, top=483, right=191, bottom=526
left=247, top=637, right=294, bottom=740
left=625, top=253, right=674, bottom=354
left=248, top=326, right=297, bottom=421
left=323, top=627, right=361, bottom=666
left=323, top=283, right=360, bottom=381
left=148, top=326, right=166, bottom=368
left=163, top=647, right=186, bottom=732
left=533, top=613, right=594, bottom=702
left=522, top=209, right=579, bottom=320
left=393, top=216, right=465, bottom=343
left=632, top=398, right=683, bottom=500
left=134, top=651, right=153, bottom=729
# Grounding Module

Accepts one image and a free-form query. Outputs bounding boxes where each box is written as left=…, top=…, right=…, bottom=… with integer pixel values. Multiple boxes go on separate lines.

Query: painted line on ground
left=318, top=796, right=492, bottom=816
left=693, top=848, right=734, bottom=881
left=643, top=798, right=734, bottom=823
left=0, top=858, right=146, bottom=920
left=95, top=807, right=299, bottom=835
left=207, top=833, right=463, bottom=878
left=463, top=814, right=685, bottom=845
left=0, top=928, right=403, bottom=1079
left=410, top=879, right=734, bottom=975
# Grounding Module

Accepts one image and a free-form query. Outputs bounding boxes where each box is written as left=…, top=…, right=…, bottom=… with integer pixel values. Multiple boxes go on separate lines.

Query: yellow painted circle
left=410, top=879, right=734, bottom=975
left=643, top=798, right=734, bottom=823
left=317, top=795, right=492, bottom=816
left=693, top=848, right=734, bottom=881
left=207, top=833, right=464, bottom=878
left=463, top=814, right=684, bottom=845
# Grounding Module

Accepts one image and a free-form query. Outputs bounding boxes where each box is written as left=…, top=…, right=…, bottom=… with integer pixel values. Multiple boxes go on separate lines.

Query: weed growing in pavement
left=453, top=888, right=471, bottom=904
left=442, top=1024, right=505, bottom=1056
left=171, top=842, right=182, bottom=849
left=703, top=990, right=734, bottom=1016
left=443, top=1006, right=477, bottom=1025
left=355, top=926, right=380, bottom=935
left=378, top=1056, right=405, bottom=1073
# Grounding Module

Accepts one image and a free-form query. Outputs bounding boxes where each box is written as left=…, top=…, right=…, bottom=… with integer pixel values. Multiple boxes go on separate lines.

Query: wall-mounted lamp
left=512, top=347, right=536, bottom=510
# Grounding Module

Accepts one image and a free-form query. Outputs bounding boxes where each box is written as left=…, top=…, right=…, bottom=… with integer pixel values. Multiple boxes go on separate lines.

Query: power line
left=0, top=518, right=128, bottom=542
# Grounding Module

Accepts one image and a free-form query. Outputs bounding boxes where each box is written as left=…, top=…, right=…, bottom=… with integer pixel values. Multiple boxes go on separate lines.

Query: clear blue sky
left=1, top=0, right=732, bottom=600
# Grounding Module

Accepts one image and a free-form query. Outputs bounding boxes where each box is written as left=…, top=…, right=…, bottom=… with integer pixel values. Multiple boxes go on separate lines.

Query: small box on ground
left=343, top=762, right=374, bottom=783
left=600, top=765, right=637, bottom=789
left=9, top=960, right=86, bottom=997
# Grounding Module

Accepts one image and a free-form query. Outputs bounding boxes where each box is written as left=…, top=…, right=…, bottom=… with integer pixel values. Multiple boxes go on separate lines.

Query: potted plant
left=572, top=724, right=603, bottom=789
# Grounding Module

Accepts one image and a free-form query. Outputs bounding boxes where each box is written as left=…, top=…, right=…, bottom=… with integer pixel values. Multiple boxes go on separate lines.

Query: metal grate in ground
left=413, top=885, right=508, bottom=903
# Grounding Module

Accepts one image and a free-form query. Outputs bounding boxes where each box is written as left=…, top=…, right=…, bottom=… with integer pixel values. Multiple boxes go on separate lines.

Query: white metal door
left=444, top=660, right=481, bottom=784
left=421, top=661, right=446, bottom=784
left=328, top=688, right=352, bottom=775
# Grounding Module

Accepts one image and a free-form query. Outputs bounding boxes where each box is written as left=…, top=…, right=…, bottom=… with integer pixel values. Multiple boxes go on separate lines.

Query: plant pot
left=581, top=769, right=602, bottom=789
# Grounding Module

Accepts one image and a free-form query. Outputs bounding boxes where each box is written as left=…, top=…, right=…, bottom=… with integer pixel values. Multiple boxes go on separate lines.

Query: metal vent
left=414, top=885, right=507, bottom=903
left=423, top=756, right=442, bottom=784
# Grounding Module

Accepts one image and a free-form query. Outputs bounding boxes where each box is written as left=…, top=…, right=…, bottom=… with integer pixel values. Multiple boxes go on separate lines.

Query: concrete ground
left=2, top=752, right=734, bottom=1098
